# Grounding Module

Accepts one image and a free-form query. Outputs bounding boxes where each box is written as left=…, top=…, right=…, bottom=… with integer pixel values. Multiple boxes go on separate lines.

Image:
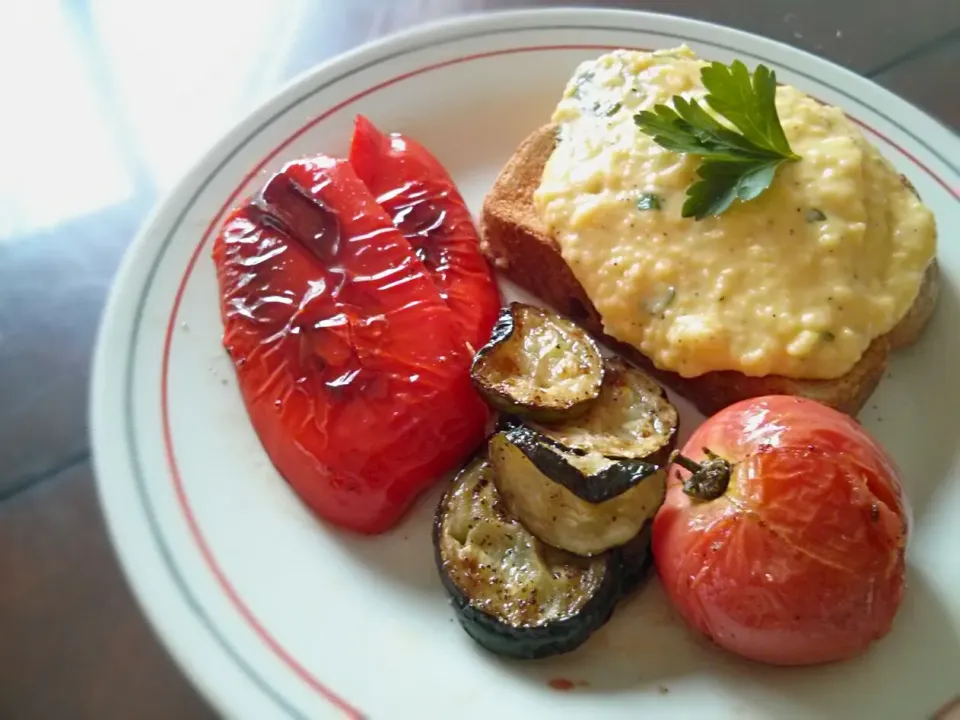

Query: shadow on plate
left=319, top=246, right=957, bottom=716
left=865, top=270, right=960, bottom=524
left=324, top=479, right=449, bottom=597
left=490, top=565, right=959, bottom=717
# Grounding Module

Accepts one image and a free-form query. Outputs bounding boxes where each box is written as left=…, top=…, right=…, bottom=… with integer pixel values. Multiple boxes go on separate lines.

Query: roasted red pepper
left=349, top=115, right=501, bottom=352
left=213, top=155, right=490, bottom=534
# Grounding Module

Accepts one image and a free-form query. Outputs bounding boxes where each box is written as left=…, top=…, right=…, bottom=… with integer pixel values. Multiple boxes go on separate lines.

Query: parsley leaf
left=634, top=60, right=800, bottom=220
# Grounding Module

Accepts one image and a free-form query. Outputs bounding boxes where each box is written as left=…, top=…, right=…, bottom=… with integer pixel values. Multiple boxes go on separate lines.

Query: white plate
left=91, top=8, right=960, bottom=720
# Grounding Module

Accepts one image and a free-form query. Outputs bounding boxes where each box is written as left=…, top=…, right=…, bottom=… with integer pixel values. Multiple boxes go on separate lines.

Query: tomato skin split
left=652, top=395, right=908, bottom=666
left=213, top=155, right=490, bottom=534
left=349, top=114, right=501, bottom=352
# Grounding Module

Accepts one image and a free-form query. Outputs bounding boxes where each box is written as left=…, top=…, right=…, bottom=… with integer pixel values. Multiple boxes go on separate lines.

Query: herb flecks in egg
left=636, top=193, right=663, bottom=212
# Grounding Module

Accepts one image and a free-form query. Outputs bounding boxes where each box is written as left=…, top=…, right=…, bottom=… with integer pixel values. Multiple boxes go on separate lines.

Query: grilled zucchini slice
left=618, top=520, right=655, bottom=594
left=470, top=303, right=604, bottom=421
left=434, top=454, right=620, bottom=659
left=531, top=358, right=678, bottom=465
left=489, top=425, right=667, bottom=556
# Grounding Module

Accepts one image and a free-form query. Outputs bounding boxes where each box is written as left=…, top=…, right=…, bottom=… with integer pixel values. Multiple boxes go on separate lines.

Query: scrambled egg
left=533, top=47, right=937, bottom=379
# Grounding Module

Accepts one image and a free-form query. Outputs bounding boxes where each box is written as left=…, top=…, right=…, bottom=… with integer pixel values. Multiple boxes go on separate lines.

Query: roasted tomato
left=652, top=396, right=908, bottom=666
left=212, top=155, right=490, bottom=534
left=348, top=114, right=501, bottom=352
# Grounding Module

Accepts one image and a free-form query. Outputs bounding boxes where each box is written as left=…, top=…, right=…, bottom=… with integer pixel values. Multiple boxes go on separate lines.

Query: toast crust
left=480, top=124, right=938, bottom=416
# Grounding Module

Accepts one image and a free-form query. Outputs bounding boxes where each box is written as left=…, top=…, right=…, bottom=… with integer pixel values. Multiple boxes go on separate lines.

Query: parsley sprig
left=634, top=60, right=800, bottom=220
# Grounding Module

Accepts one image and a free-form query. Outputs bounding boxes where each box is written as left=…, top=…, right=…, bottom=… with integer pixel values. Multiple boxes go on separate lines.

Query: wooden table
left=1, top=1, right=957, bottom=717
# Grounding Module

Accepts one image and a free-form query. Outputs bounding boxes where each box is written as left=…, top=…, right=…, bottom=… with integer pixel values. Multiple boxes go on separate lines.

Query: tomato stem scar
left=670, top=448, right=731, bottom=501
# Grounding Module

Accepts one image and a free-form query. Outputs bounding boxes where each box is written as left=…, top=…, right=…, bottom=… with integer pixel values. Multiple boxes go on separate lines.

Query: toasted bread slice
left=480, top=124, right=938, bottom=417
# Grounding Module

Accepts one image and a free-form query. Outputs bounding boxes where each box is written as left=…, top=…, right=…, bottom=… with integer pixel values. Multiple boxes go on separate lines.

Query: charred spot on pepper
left=392, top=197, right=452, bottom=276
left=251, top=172, right=342, bottom=265
left=292, top=317, right=376, bottom=399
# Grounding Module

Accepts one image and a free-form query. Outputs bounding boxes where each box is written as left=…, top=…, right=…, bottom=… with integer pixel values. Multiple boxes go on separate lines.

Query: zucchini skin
left=504, top=424, right=660, bottom=504
left=433, top=456, right=621, bottom=659
left=531, top=358, right=678, bottom=467
left=618, top=521, right=655, bottom=594
left=470, top=303, right=604, bottom=422
left=436, top=563, right=620, bottom=660
left=489, top=425, right=668, bottom=556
